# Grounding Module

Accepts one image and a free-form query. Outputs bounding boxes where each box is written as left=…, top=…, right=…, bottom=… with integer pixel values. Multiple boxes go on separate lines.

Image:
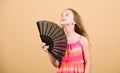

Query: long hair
left=66, top=8, right=89, bottom=40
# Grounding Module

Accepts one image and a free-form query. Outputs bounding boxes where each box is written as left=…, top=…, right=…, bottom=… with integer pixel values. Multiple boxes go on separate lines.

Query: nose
left=61, top=14, right=65, bottom=20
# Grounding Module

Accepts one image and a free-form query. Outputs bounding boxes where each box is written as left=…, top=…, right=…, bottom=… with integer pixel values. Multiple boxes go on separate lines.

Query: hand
left=41, top=42, right=49, bottom=53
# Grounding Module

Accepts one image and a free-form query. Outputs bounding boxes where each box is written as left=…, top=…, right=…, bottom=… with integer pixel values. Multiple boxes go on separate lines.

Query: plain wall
left=0, top=0, right=120, bottom=73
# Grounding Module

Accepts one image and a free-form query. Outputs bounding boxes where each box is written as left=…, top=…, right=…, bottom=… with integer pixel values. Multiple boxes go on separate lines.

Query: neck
left=63, top=25, right=76, bottom=37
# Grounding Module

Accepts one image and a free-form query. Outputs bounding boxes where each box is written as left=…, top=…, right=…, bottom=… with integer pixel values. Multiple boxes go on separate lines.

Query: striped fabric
left=57, top=40, right=84, bottom=73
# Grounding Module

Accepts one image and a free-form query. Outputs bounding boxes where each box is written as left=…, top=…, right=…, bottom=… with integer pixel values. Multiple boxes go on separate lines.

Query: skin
left=41, top=10, right=91, bottom=73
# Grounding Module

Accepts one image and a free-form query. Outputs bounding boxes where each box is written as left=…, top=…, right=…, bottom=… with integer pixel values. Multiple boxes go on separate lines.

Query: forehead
left=62, top=10, right=73, bottom=15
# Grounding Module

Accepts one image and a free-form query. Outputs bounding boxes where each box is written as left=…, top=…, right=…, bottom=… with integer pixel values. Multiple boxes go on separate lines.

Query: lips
left=61, top=19, right=66, bottom=21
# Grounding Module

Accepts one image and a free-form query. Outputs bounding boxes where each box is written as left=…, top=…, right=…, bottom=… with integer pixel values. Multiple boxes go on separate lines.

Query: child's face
left=60, top=10, right=76, bottom=26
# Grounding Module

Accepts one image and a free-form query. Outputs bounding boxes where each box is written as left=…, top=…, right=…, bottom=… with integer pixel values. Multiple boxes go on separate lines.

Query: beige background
left=0, top=0, right=120, bottom=73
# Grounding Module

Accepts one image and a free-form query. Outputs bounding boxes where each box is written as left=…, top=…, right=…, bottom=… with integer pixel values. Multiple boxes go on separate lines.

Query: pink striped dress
left=57, top=39, right=85, bottom=73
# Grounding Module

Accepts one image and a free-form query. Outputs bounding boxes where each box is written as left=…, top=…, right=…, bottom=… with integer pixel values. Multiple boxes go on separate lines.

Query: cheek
left=67, top=18, right=74, bottom=23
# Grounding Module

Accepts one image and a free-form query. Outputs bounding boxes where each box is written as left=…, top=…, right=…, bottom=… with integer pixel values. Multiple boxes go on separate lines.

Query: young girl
left=41, top=8, right=91, bottom=73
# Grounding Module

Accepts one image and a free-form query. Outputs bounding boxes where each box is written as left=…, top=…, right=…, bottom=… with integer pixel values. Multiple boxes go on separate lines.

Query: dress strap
left=78, top=35, right=82, bottom=46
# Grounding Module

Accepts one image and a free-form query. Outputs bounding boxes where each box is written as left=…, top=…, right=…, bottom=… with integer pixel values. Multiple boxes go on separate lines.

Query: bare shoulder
left=80, top=35, right=89, bottom=47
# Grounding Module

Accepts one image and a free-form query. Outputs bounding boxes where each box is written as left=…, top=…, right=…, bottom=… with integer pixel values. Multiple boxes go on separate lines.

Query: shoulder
left=79, top=35, right=89, bottom=47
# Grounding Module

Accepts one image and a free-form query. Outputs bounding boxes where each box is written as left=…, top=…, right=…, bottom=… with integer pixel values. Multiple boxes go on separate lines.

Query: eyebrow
left=67, top=11, right=72, bottom=14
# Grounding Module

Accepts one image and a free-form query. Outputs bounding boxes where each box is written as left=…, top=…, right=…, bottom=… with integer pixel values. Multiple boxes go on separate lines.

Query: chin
left=60, top=23, right=64, bottom=26
left=60, top=23, right=65, bottom=27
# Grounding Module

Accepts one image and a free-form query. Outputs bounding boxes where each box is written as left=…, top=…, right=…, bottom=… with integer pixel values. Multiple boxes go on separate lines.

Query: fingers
left=41, top=42, right=46, bottom=47
left=43, top=45, right=49, bottom=52
left=41, top=42, right=49, bottom=53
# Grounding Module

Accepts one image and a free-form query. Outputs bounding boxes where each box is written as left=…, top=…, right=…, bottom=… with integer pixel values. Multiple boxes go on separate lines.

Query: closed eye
left=65, top=13, right=69, bottom=16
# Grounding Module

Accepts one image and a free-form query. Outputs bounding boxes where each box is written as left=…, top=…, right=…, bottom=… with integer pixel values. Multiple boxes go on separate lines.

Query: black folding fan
left=36, top=20, right=67, bottom=62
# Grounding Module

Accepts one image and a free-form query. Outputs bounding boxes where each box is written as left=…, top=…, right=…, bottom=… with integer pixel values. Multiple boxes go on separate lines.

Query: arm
left=41, top=42, right=60, bottom=68
left=80, top=36, right=91, bottom=73
left=48, top=53, right=60, bottom=68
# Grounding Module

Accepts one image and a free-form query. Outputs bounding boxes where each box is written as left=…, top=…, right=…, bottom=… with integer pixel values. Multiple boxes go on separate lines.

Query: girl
left=41, top=8, right=91, bottom=73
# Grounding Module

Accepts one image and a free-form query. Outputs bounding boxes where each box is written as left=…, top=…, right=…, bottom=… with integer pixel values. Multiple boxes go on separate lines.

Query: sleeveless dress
left=56, top=39, right=85, bottom=73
